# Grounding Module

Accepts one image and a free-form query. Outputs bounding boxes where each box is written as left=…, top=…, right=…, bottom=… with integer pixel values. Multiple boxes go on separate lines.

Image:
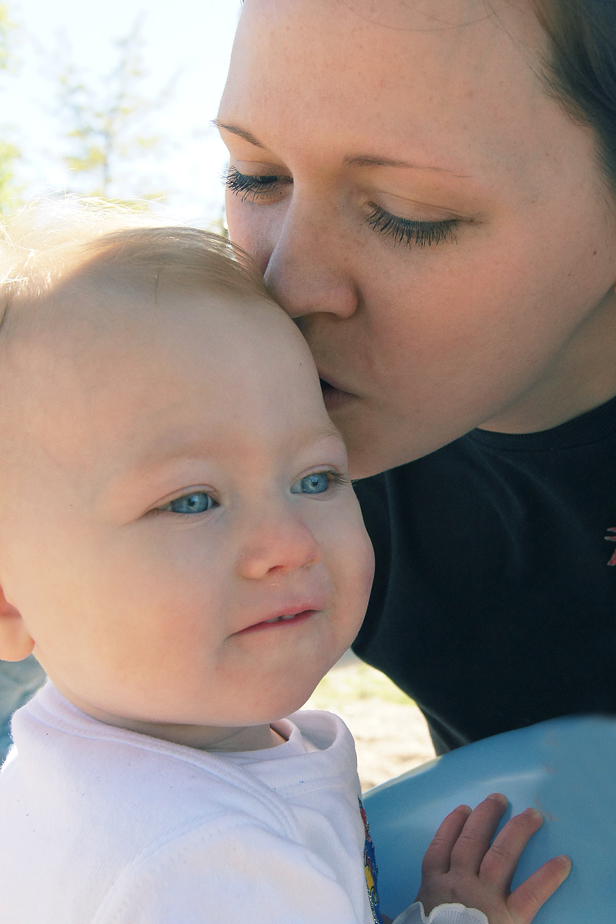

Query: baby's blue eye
left=291, top=472, right=331, bottom=495
left=161, top=492, right=216, bottom=514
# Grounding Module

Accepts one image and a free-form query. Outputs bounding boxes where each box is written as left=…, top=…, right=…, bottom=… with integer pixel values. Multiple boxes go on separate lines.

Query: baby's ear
left=0, top=586, right=34, bottom=661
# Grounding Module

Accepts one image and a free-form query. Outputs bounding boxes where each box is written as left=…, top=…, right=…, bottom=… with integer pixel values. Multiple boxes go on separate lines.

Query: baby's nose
left=236, top=511, right=321, bottom=580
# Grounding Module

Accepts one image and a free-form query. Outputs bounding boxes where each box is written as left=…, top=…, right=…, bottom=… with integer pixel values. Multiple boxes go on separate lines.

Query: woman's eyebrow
left=345, top=153, right=470, bottom=177
left=213, top=120, right=266, bottom=149
left=214, top=120, right=471, bottom=178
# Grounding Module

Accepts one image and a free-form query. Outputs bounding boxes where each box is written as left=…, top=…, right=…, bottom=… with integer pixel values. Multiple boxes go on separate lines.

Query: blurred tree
left=0, top=3, right=22, bottom=216
left=209, top=209, right=229, bottom=240
left=0, top=138, right=20, bottom=215
left=0, top=3, right=12, bottom=70
left=57, top=17, right=175, bottom=201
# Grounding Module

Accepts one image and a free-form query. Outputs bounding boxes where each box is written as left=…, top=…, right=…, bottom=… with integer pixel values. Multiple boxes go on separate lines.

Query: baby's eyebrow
left=310, top=426, right=347, bottom=449
left=320, top=425, right=344, bottom=439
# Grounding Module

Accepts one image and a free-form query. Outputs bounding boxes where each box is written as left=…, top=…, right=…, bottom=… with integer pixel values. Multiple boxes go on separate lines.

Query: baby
left=0, top=209, right=570, bottom=923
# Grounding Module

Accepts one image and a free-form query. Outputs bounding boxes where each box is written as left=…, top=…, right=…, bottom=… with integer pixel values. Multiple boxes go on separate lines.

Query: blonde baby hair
left=0, top=197, right=269, bottom=336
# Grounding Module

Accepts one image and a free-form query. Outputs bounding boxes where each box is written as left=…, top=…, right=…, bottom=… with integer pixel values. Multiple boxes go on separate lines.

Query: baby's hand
left=415, top=793, right=571, bottom=924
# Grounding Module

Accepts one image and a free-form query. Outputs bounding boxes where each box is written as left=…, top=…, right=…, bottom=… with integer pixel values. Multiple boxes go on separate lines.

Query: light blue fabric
left=364, top=715, right=616, bottom=924
left=0, top=657, right=46, bottom=764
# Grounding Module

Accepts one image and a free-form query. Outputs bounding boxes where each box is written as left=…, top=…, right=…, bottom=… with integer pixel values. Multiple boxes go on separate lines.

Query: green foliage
left=0, top=3, right=14, bottom=72
left=57, top=17, right=174, bottom=199
left=0, top=4, right=20, bottom=216
left=0, top=139, right=20, bottom=216
left=208, top=212, right=229, bottom=239
left=308, top=661, right=414, bottom=711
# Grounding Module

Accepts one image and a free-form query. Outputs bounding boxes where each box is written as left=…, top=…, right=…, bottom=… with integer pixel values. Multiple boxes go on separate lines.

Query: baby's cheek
left=317, top=497, right=374, bottom=610
left=340, top=521, right=375, bottom=609
left=361, top=531, right=376, bottom=593
left=347, top=505, right=375, bottom=593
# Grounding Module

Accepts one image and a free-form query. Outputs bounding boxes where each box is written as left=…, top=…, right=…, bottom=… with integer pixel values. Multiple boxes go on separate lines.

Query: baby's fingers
left=479, top=807, right=543, bottom=891
left=421, top=804, right=472, bottom=876
left=508, top=854, right=572, bottom=923
left=449, top=793, right=509, bottom=873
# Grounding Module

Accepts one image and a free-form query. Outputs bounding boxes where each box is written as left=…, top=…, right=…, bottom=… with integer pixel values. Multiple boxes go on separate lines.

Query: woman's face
left=219, top=0, right=616, bottom=478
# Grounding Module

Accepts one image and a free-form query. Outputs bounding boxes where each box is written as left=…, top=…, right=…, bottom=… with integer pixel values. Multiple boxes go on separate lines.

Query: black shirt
left=352, top=395, right=616, bottom=753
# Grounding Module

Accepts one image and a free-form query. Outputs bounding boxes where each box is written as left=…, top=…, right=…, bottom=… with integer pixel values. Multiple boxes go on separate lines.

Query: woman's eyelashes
left=366, top=204, right=459, bottom=248
left=225, top=166, right=460, bottom=248
left=224, top=165, right=289, bottom=201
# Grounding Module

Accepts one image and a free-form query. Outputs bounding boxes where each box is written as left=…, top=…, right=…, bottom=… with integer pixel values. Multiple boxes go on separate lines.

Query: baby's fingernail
left=524, top=807, right=543, bottom=819
left=557, top=855, right=572, bottom=869
left=487, top=793, right=508, bottom=805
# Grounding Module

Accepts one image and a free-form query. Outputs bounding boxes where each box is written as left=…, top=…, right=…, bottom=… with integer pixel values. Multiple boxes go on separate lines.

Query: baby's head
left=0, top=205, right=374, bottom=749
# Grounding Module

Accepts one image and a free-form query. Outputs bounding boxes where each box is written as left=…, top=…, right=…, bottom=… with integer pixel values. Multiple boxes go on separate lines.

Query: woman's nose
left=236, top=507, right=322, bottom=581
left=263, top=198, right=359, bottom=322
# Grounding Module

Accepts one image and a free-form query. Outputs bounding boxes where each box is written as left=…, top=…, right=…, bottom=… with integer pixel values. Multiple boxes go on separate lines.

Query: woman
left=217, top=0, right=616, bottom=752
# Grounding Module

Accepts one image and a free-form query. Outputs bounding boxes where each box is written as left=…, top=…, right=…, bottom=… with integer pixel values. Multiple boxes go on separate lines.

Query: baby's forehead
left=3, top=264, right=317, bottom=430
left=0, top=272, right=327, bottom=492
left=0, top=223, right=333, bottom=512
left=0, top=274, right=167, bottom=398
left=1, top=222, right=277, bottom=354
left=4, top=261, right=288, bottom=361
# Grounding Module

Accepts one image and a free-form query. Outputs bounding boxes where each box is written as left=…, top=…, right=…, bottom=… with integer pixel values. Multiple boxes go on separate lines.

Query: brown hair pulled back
left=531, top=0, right=616, bottom=195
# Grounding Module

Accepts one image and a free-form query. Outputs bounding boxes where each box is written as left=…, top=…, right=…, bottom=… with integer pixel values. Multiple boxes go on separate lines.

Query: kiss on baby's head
left=0, top=204, right=374, bottom=752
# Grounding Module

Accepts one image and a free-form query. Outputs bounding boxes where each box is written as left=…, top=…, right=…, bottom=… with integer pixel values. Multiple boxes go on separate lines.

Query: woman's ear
left=0, top=585, right=34, bottom=661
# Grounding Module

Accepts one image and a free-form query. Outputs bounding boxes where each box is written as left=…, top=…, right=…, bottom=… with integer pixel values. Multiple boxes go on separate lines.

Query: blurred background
left=304, top=651, right=435, bottom=791
left=0, top=0, right=243, bottom=222
left=0, top=0, right=436, bottom=789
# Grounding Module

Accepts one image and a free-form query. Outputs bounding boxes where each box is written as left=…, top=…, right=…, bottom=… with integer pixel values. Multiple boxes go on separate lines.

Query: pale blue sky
left=2, top=0, right=243, bottom=222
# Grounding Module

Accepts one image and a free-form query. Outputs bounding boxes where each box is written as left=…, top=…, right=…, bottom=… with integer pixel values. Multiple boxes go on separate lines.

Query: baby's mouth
left=235, top=609, right=316, bottom=636
left=262, top=613, right=301, bottom=624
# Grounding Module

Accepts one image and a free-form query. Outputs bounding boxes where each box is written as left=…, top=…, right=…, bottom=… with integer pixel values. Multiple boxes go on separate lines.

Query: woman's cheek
left=226, top=195, right=292, bottom=278
left=226, top=196, right=266, bottom=267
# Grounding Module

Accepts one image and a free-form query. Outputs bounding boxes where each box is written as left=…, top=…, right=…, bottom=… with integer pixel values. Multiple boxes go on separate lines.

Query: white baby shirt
left=0, top=683, right=486, bottom=924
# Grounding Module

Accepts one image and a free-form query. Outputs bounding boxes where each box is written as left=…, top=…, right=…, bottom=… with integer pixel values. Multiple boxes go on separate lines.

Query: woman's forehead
left=312, top=0, right=500, bottom=30
left=233, top=0, right=546, bottom=82
left=222, top=0, right=559, bottom=185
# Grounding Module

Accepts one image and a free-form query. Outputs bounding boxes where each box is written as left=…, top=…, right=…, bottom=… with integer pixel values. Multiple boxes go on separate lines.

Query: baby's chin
left=69, top=688, right=317, bottom=736
left=223, top=673, right=331, bottom=727
left=46, top=653, right=337, bottom=740
left=214, top=688, right=321, bottom=727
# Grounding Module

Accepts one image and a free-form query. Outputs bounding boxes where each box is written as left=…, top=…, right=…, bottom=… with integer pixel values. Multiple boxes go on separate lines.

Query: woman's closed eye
left=157, top=491, right=218, bottom=515
left=224, top=165, right=291, bottom=201
left=366, top=203, right=459, bottom=248
left=225, top=167, right=460, bottom=248
left=290, top=470, right=349, bottom=496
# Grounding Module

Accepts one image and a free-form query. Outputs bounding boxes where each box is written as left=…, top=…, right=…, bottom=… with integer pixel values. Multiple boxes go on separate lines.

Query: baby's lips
left=235, top=599, right=329, bottom=634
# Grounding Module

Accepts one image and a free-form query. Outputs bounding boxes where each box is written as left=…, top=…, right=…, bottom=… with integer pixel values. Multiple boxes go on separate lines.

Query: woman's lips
left=319, top=377, right=357, bottom=413
left=235, top=610, right=316, bottom=635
